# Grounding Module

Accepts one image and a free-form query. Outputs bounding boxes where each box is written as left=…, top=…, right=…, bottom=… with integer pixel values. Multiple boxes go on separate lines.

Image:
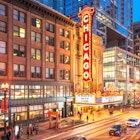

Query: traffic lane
left=88, top=127, right=138, bottom=140
left=87, top=115, right=140, bottom=140
left=125, top=127, right=140, bottom=140
left=61, top=114, right=140, bottom=140
left=46, top=116, right=129, bottom=140
left=41, top=110, right=140, bottom=140
left=65, top=114, right=135, bottom=139
left=44, top=116, right=126, bottom=140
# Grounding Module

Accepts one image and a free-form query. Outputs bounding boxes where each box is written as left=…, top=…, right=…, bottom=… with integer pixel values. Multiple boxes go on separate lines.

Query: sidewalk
left=0, top=109, right=125, bottom=140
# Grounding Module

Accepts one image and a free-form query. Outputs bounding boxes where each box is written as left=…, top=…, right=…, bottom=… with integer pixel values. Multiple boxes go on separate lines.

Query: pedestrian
left=33, top=124, right=35, bottom=135
left=86, top=115, right=89, bottom=122
left=92, top=112, right=94, bottom=121
left=30, top=125, right=33, bottom=135
left=16, top=130, right=20, bottom=140
left=79, top=113, right=82, bottom=120
left=11, top=125, right=15, bottom=140
left=77, top=111, right=80, bottom=117
left=14, top=124, right=19, bottom=140
left=35, top=123, right=38, bottom=134
left=19, top=126, right=23, bottom=138
left=26, top=126, right=30, bottom=139
left=6, top=128, right=12, bottom=140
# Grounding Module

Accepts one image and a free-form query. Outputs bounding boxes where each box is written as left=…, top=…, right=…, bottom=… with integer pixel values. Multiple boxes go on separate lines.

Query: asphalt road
left=40, top=110, right=140, bottom=140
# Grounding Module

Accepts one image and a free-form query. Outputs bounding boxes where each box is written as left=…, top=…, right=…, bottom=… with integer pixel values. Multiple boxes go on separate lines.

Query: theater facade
left=73, top=6, right=123, bottom=114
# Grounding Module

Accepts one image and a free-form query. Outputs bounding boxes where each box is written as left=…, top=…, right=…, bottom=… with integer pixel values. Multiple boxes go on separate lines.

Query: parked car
left=126, top=117, right=140, bottom=127
left=109, top=123, right=126, bottom=136
left=67, top=135, right=87, bottom=140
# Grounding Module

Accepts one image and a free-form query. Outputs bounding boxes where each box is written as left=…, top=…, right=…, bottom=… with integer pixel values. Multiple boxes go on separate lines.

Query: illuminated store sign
left=76, top=94, right=95, bottom=104
left=97, top=96, right=123, bottom=103
left=78, top=7, right=95, bottom=81
left=83, top=14, right=90, bottom=81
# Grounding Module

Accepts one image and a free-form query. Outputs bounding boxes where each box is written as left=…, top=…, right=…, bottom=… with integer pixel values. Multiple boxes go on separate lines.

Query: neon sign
left=78, top=7, right=95, bottom=81
left=83, top=14, right=90, bottom=81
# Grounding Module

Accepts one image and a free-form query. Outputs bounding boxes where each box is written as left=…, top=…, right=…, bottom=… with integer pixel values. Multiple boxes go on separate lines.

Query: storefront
left=0, top=83, right=74, bottom=129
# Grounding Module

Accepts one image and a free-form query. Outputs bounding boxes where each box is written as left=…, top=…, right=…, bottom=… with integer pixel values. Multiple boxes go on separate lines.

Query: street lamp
left=1, top=82, right=9, bottom=136
left=131, top=86, right=136, bottom=109
left=133, top=89, right=136, bottom=109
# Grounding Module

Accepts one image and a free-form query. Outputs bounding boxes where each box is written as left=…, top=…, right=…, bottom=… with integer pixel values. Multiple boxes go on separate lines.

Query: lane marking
left=121, top=135, right=130, bottom=140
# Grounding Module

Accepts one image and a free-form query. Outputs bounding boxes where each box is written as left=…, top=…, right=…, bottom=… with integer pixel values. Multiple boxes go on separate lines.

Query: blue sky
left=133, top=0, right=140, bottom=22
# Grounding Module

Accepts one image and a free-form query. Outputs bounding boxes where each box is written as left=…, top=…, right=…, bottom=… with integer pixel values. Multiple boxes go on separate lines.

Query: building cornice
left=4, top=0, right=76, bottom=26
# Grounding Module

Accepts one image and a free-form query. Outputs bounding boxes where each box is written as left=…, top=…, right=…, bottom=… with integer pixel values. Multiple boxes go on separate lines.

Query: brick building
left=0, top=0, right=75, bottom=128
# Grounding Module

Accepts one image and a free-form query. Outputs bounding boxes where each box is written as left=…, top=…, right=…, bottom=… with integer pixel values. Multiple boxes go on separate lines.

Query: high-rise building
left=37, top=0, right=133, bottom=52
left=133, top=22, right=140, bottom=56
left=36, top=0, right=65, bottom=14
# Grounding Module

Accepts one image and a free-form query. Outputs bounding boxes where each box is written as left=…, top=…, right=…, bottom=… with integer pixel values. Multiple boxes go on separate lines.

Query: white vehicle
left=126, top=117, right=140, bottom=127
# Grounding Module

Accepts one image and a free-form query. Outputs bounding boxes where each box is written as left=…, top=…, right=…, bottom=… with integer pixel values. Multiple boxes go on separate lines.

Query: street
left=40, top=109, right=140, bottom=140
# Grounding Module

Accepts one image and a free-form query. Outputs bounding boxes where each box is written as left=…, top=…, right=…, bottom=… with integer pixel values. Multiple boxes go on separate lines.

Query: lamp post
left=1, top=82, right=9, bottom=136
left=131, top=86, right=136, bottom=109
left=133, top=89, right=136, bottom=109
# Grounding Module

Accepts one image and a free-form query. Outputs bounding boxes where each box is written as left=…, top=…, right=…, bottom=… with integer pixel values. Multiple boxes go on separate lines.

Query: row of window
left=104, top=70, right=140, bottom=80
left=0, top=40, right=70, bottom=53
left=0, top=62, right=70, bottom=79
left=0, top=4, right=70, bottom=38
left=10, top=85, right=72, bottom=99
left=0, top=41, right=70, bottom=62
left=104, top=51, right=140, bottom=67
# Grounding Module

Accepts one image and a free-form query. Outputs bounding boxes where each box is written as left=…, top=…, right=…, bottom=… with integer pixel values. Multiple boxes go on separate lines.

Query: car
left=109, top=123, right=126, bottom=136
left=67, top=135, right=87, bottom=140
left=126, top=117, right=140, bottom=127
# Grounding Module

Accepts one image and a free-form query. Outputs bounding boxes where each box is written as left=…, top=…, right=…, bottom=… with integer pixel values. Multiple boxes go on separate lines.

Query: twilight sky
left=133, top=0, right=140, bottom=22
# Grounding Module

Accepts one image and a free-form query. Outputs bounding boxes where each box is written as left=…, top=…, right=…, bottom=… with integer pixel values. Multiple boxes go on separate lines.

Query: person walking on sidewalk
left=92, top=112, right=94, bottom=121
left=26, top=125, right=30, bottom=139
left=86, top=115, right=89, bottom=122
left=35, top=123, right=38, bottom=134
left=6, top=127, right=12, bottom=140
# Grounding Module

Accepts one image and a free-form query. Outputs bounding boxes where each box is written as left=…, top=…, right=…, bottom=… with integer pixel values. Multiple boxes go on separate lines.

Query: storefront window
left=11, top=106, right=27, bottom=122
left=65, top=86, right=70, bottom=96
left=25, top=85, right=28, bottom=99
left=118, top=82, right=126, bottom=91
left=11, top=85, right=26, bottom=99
left=44, top=103, right=57, bottom=111
left=0, top=114, right=8, bottom=128
left=44, top=86, right=51, bottom=97
left=57, top=86, right=64, bottom=97
left=29, top=105, right=43, bottom=119
left=29, top=85, right=41, bottom=98
left=44, top=86, right=55, bottom=97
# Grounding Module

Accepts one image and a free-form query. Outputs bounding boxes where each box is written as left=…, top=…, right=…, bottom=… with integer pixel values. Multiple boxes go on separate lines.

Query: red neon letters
left=83, top=14, right=90, bottom=81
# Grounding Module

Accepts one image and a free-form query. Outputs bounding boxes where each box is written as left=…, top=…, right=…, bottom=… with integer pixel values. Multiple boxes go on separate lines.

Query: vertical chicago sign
left=78, top=6, right=95, bottom=81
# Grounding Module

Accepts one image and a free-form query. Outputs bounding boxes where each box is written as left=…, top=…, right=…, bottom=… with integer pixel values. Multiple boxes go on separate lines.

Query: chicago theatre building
left=0, top=0, right=75, bottom=128
left=73, top=6, right=123, bottom=114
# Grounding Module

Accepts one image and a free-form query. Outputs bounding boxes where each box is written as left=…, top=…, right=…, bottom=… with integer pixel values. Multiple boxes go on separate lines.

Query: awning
left=74, top=101, right=122, bottom=106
